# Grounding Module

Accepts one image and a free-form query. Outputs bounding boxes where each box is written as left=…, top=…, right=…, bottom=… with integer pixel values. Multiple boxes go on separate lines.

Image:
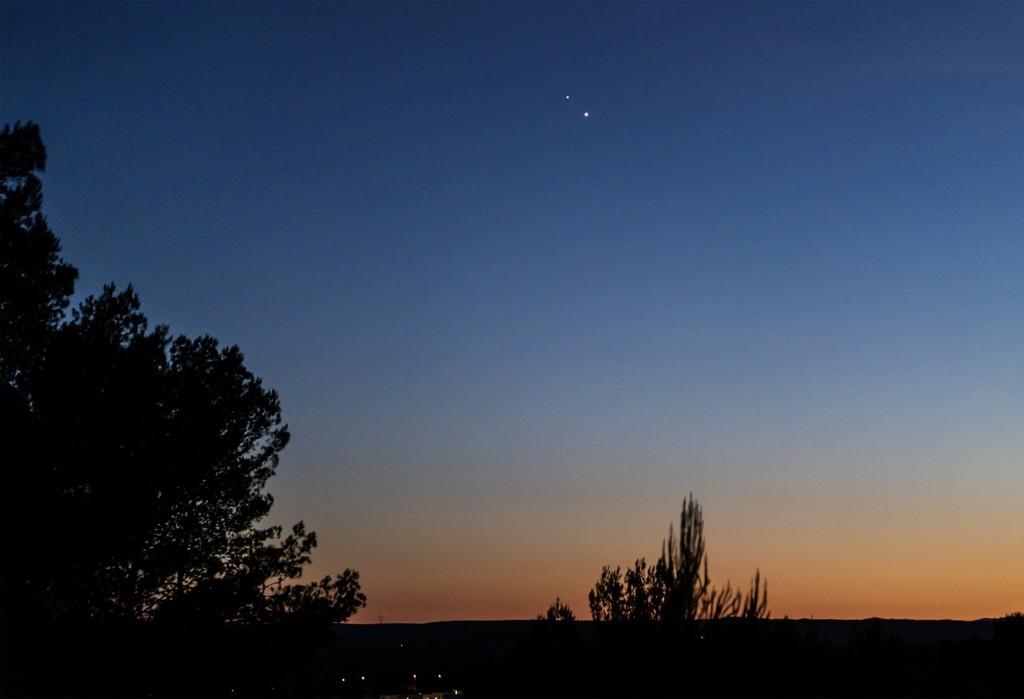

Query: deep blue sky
left=3, top=1, right=1022, bottom=620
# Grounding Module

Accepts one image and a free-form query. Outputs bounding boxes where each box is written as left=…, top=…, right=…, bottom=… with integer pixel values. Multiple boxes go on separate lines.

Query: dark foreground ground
left=3, top=616, right=1022, bottom=697
left=319, top=618, right=1021, bottom=698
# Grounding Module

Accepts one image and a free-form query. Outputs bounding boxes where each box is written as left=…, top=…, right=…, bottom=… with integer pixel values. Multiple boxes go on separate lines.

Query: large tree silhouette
left=0, top=122, right=364, bottom=630
left=0, top=122, right=77, bottom=388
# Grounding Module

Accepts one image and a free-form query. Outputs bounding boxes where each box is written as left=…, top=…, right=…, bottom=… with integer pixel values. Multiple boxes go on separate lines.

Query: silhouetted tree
left=539, top=597, right=577, bottom=622
left=741, top=568, right=769, bottom=620
left=0, top=123, right=364, bottom=633
left=589, top=494, right=768, bottom=624
left=623, top=557, right=663, bottom=622
left=588, top=558, right=664, bottom=622
left=0, top=121, right=78, bottom=388
left=1, top=121, right=81, bottom=626
left=589, top=565, right=626, bottom=622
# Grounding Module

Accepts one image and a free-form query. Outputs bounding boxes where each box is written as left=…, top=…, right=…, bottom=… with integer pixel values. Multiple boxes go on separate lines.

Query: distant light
left=360, top=676, right=366, bottom=681
left=565, top=95, right=570, bottom=99
left=583, top=112, right=589, bottom=118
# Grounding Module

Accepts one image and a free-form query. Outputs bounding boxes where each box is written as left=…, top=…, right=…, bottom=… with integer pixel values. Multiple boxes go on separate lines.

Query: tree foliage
left=0, top=121, right=78, bottom=388
left=0, top=122, right=364, bottom=631
left=588, top=494, right=768, bottom=624
left=539, top=597, right=577, bottom=622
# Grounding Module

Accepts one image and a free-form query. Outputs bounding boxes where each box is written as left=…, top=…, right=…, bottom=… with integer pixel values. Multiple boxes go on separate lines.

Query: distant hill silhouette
left=782, top=617, right=997, bottom=644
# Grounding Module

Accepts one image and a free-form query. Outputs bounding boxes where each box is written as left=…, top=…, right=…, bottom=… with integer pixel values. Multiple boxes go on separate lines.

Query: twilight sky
left=2, top=0, right=1022, bottom=622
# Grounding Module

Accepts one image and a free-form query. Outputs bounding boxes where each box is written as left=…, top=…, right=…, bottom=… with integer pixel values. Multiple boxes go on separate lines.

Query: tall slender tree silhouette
left=589, top=494, right=768, bottom=623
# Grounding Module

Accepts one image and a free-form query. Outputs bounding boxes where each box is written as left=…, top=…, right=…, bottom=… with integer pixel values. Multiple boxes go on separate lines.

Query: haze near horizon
left=1, top=0, right=1021, bottom=622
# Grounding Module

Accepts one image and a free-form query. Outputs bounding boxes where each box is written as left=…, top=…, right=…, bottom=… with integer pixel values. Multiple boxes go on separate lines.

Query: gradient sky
left=2, top=1, right=1022, bottom=622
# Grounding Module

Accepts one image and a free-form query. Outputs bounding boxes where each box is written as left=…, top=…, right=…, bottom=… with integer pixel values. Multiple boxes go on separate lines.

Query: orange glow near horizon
left=301, top=466, right=1019, bottom=623
left=345, top=565, right=1022, bottom=624
left=324, top=485, right=1023, bottom=624
left=278, top=446, right=1024, bottom=626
